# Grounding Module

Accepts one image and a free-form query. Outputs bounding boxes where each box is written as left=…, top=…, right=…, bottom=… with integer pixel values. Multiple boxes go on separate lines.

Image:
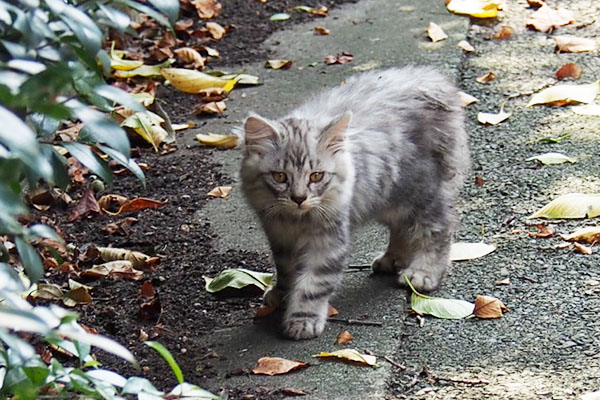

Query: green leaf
left=205, top=268, right=273, bottom=293
left=15, top=237, right=44, bottom=283
left=529, top=193, right=600, bottom=219
left=147, top=0, right=179, bottom=25
left=97, top=144, right=146, bottom=188
left=57, top=324, right=137, bottom=365
left=22, top=366, right=50, bottom=386
left=526, top=152, right=577, bottom=165
left=116, top=0, right=171, bottom=29
left=0, top=181, right=28, bottom=216
left=93, top=84, right=145, bottom=112
left=86, top=369, right=127, bottom=388
left=27, top=223, right=63, bottom=242
left=0, top=309, right=51, bottom=334
left=122, top=377, right=163, bottom=396
left=28, top=113, right=60, bottom=138
left=61, top=142, right=113, bottom=185
left=144, top=341, right=184, bottom=384
left=97, top=4, right=130, bottom=32
left=169, top=383, right=223, bottom=400
left=0, top=263, right=26, bottom=292
left=270, top=12, right=290, bottom=21
left=410, top=293, right=474, bottom=319
left=0, top=105, right=53, bottom=182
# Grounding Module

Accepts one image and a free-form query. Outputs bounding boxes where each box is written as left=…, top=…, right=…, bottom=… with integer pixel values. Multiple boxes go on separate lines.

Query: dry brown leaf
left=255, top=304, right=276, bottom=318
left=476, top=71, right=496, bottom=84
left=205, top=22, right=226, bottom=40
left=195, top=101, right=227, bottom=115
left=325, top=52, right=354, bottom=65
left=265, top=59, right=293, bottom=70
left=556, top=63, right=583, bottom=80
left=328, top=304, right=339, bottom=317
left=527, top=0, right=544, bottom=7
left=314, top=26, right=330, bottom=35
left=526, top=4, right=574, bottom=33
left=427, top=22, right=448, bottom=42
left=98, top=194, right=128, bottom=214
left=81, top=260, right=144, bottom=280
left=496, top=278, right=510, bottom=286
left=312, top=6, right=328, bottom=16
left=139, top=297, right=162, bottom=320
left=561, top=227, right=600, bottom=244
left=175, top=18, right=194, bottom=31
left=473, top=295, right=508, bottom=319
left=313, top=349, right=377, bottom=367
left=109, top=198, right=168, bottom=215
left=493, top=25, right=514, bottom=40
left=528, top=224, right=555, bottom=238
left=207, top=186, right=232, bottom=198
left=458, top=91, right=479, bottom=107
left=195, top=133, right=237, bottom=148
left=573, top=242, right=593, bottom=255
left=527, top=81, right=599, bottom=107
left=280, top=388, right=308, bottom=396
left=252, top=357, right=309, bottom=376
left=554, top=35, right=597, bottom=53
left=474, top=176, right=484, bottom=187
left=97, top=247, right=151, bottom=270
left=56, top=122, right=84, bottom=141
left=68, top=187, right=100, bottom=222
left=173, top=47, right=205, bottom=69
left=191, top=0, right=222, bottom=19
left=477, top=106, right=511, bottom=125
left=336, top=330, right=353, bottom=345
left=457, top=40, right=475, bottom=52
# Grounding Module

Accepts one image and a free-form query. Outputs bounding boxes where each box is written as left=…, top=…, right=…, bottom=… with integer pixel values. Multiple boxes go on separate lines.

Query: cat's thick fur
left=240, top=67, right=469, bottom=340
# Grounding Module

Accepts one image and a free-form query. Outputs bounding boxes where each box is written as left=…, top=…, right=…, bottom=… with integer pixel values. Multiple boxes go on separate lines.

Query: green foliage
left=0, top=0, right=221, bottom=398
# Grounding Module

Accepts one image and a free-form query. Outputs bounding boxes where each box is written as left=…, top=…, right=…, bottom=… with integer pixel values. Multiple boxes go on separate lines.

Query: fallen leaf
left=560, top=226, right=600, bottom=244
left=314, top=27, right=330, bottom=35
left=220, top=73, right=261, bottom=85
left=252, top=357, right=308, bottom=376
left=427, top=22, right=448, bottom=42
left=477, top=106, right=511, bottom=125
left=556, top=63, right=583, bottom=80
left=139, top=297, right=162, bottom=320
left=527, top=81, right=600, bottom=107
left=573, top=242, right=593, bottom=254
left=206, top=186, right=232, bottom=199
left=205, top=22, right=226, bottom=40
left=109, top=44, right=144, bottom=71
left=572, top=104, right=600, bottom=116
left=280, top=388, right=308, bottom=396
left=81, top=260, right=144, bottom=280
left=113, top=59, right=174, bottom=79
left=328, top=304, right=339, bottom=317
left=411, top=292, right=474, bottom=319
left=450, top=242, right=496, bottom=261
left=191, top=0, right=221, bottom=19
left=107, top=197, right=168, bottom=216
left=336, top=330, right=353, bottom=345
left=527, top=0, right=544, bottom=7
left=265, top=59, right=293, bottom=70
left=294, top=5, right=328, bottom=16
left=457, top=40, right=475, bottom=52
left=529, top=193, right=600, bottom=219
left=195, top=133, right=238, bottom=148
left=458, top=91, right=478, bottom=107
left=526, top=152, right=577, bottom=165
left=63, top=284, right=92, bottom=307
left=526, top=4, right=574, bottom=33
left=97, top=247, right=152, bottom=270
left=68, top=187, right=100, bottom=222
left=255, top=304, right=276, bottom=318
left=528, top=223, right=555, bottom=238
left=493, top=25, right=514, bottom=39
left=34, top=283, right=64, bottom=300
left=496, top=278, right=510, bottom=286
left=475, top=71, right=496, bottom=84
left=270, top=13, right=290, bottom=22
left=195, top=101, right=227, bottom=115
left=446, top=0, right=501, bottom=18
left=171, top=121, right=196, bottom=131
left=474, top=176, right=484, bottom=187
left=98, top=194, right=128, bottom=213
left=175, top=18, right=194, bottom=31
left=473, top=295, right=508, bottom=319
left=121, top=111, right=168, bottom=151
left=204, top=268, right=274, bottom=293
left=553, top=35, right=597, bottom=53
left=325, top=52, right=354, bottom=65
left=173, top=47, right=205, bottom=69
left=161, top=68, right=236, bottom=94
left=313, top=349, right=377, bottom=367
left=197, top=87, right=229, bottom=102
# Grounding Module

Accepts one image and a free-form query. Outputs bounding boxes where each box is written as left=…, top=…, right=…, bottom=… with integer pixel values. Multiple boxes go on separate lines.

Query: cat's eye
left=271, top=172, right=287, bottom=183
left=309, top=172, right=324, bottom=183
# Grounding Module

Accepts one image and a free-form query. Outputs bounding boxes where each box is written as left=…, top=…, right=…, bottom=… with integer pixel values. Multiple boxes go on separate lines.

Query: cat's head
left=240, top=112, right=353, bottom=220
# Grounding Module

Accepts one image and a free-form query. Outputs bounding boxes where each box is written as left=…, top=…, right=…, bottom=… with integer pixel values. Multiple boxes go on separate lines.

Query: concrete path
left=184, top=0, right=600, bottom=398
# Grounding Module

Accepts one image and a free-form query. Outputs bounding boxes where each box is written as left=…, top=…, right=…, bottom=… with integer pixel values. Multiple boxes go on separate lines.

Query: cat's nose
left=291, top=194, right=307, bottom=206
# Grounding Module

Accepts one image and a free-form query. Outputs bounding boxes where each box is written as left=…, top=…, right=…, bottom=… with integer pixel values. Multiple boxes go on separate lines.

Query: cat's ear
left=320, top=112, right=352, bottom=154
left=243, top=114, right=277, bottom=155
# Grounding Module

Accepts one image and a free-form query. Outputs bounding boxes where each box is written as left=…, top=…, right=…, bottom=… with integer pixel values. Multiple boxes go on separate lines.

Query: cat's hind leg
left=371, top=229, right=413, bottom=274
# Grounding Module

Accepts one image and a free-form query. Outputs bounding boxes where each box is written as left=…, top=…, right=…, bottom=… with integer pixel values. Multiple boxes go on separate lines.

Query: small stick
left=423, top=365, right=489, bottom=386
left=363, top=349, right=407, bottom=371
left=327, top=317, right=383, bottom=327
left=517, top=275, right=538, bottom=283
left=347, top=264, right=372, bottom=270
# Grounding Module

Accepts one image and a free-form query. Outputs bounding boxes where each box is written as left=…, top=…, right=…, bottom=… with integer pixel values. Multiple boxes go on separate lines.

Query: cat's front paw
left=263, top=286, right=283, bottom=308
left=282, top=313, right=326, bottom=340
left=399, top=266, right=444, bottom=292
left=371, top=252, right=396, bottom=273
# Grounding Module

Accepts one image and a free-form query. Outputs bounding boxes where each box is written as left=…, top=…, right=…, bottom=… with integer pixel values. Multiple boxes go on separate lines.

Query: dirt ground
left=37, top=1, right=356, bottom=399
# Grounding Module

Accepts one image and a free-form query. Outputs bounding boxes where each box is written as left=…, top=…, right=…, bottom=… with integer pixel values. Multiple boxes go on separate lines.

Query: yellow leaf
left=109, top=43, right=144, bottom=71
left=171, top=121, right=196, bottom=131
left=427, top=22, right=448, bottom=42
left=313, top=349, right=377, bottom=367
left=450, top=242, right=496, bottom=261
left=207, top=186, right=232, bottom=198
left=527, top=81, right=600, bottom=107
left=114, top=59, right=175, bottom=78
left=446, top=0, right=501, bottom=18
left=195, top=133, right=238, bottom=148
left=265, top=59, right=293, bottom=70
left=121, top=111, right=168, bottom=151
left=161, top=68, right=236, bottom=94
left=529, top=193, right=600, bottom=219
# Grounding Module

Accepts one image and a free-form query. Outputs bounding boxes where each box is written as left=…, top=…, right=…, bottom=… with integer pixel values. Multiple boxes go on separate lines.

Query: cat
left=239, top=66, right=469, bottom=340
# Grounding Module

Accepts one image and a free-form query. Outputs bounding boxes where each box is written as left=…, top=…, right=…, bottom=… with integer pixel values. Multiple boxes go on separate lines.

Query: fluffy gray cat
left=240, top=66, right=469, bottom=340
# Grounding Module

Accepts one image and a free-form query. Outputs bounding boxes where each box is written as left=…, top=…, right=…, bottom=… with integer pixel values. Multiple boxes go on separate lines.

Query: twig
left=363, top=349, right=407, bottom=370
left=517, top=275, right=538, bottom=283
left=327, top=317, right=383, bottom=327
left=347, top=264, right=371, bottom=270
left=423, top=365, right=489, bottom=386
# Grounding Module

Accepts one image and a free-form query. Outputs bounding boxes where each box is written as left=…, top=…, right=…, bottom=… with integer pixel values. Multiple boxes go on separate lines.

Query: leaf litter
left=529, top=193, right=600, bottom=219
left=252, top=357, right=308, bottom=376
left=527, top=81, right=600, bottom=107
left=427, top=22, right=447, bottom=42
left=313, top=349, right=377, bottom=367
